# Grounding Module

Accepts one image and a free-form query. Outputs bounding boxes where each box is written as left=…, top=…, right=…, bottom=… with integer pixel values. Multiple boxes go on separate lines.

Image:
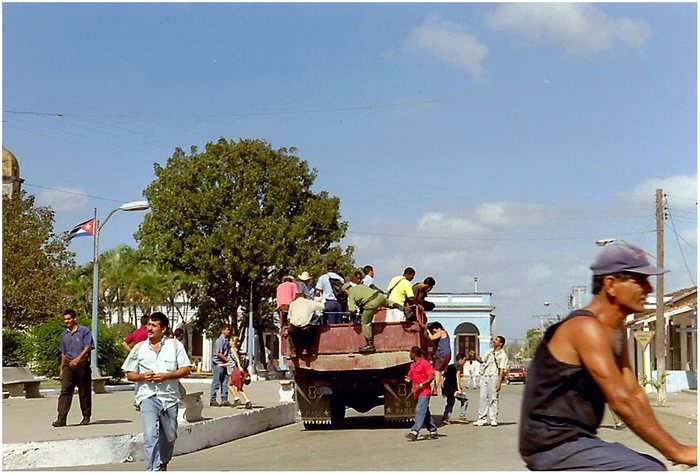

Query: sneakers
left=405, top=431, right=418, bottom=442
left=209, top=401, right=220, bottom=407
left=79, top=416, right=90, bottom=425
left=244, top=400, right=253, bottom=409
left=472, top=419, right=488, bottom=426
left=220, top=401, right=232, bottom=407
left=490, top=420, right=498, bottom=427
left=51, top=419, right=66, bottom=428
left=428, top=432, right=439, bottom=440
left=158, top=463, right=168, bottom=471
left=358, top=343, right=376, bottom=353
left=441, top=417, right=451, bottom=424
left=232, top=397, right=241, bottom=407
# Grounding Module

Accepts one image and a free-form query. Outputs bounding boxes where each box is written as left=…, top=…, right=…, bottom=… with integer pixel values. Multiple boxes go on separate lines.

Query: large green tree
left=135, top=138, right=354, bottom=355
left=2, top=192, right=75, bottom=329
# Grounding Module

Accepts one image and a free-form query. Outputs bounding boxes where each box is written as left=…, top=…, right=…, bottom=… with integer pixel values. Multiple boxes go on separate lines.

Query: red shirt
left=276, top=281, right=297, bottom=308
left=407, top=357, right=434, bottom=399
left=124, top=325, right=148, bottom=345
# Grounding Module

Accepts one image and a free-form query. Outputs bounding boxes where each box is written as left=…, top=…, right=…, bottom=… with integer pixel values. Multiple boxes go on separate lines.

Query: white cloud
left=475, top=201, right=563, bottom=228
left=408, top=15, right=488, bottom=80
left=37, top=187, right=88, bottom=212
left=416, top=212, right=486, bottom=236
left=617, top=175, right=697, bottom=210
left=487, top=4, right=651, bottom=54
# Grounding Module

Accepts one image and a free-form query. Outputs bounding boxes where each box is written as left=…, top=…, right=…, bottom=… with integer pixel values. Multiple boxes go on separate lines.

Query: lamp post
left=90, top=200, right=149, bottom=372
left=544, top=301, right=566, bottom=320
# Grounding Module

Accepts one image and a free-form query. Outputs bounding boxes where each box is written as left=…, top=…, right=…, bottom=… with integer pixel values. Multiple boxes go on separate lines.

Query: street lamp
left=544, top=301, right=565, bottom=320
left=90, top=200, right=149, bottom=371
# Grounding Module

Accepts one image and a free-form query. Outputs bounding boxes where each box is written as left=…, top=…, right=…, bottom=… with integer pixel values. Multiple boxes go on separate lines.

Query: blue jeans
left=443, top=391, right=468, bottom=420
left=521, top=436, right=666, bottom=471
left=411, top=395, right=437, bottom=434
left=324, top=300, right=344, bottom=324
left=210, top=364, right=228, bottom=403
left=140, top=396, right=178, bottom=471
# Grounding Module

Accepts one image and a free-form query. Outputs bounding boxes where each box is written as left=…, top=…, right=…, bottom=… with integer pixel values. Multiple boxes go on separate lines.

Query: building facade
left=426, top=292, right=496, bottom=361
left=625, top=286, right=697, bottom=393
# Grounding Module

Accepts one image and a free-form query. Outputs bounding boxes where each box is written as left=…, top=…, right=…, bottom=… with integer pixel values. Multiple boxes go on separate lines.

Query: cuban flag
left=67, top=218, right=95, bottom=241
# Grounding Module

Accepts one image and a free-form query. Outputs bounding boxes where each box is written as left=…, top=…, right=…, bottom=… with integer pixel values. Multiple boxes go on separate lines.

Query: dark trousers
left=323, top=300, right=344, bottom=324
left=57, top=359, right=92, bottom=421
left=288, top=324, right=315, bottom=355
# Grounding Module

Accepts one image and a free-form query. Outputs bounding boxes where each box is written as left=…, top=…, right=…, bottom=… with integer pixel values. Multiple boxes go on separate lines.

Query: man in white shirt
left=122, top=312, right=192, bottom=471
left=470, top=336, right=508, bottom=427
left=287, top=294, right=324, bottom=356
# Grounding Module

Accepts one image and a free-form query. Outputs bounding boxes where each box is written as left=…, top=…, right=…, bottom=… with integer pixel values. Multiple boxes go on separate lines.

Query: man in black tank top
left=519, top=243, right=696, bottom=470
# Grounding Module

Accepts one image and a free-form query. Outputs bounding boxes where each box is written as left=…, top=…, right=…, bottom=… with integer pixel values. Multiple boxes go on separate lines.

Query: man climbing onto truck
left=345, top=283, right=410, bottom=353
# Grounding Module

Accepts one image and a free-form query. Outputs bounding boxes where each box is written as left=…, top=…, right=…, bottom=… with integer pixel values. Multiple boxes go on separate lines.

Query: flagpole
left=90, top=207, right=99, bottom=371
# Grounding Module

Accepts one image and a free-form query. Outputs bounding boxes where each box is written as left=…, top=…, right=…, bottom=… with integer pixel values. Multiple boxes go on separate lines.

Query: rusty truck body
left=281, top=308, right=430, bottom=428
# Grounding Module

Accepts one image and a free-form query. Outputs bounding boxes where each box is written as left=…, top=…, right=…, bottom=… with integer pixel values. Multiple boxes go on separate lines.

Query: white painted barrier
left=2, top=403, right=295, bottom=470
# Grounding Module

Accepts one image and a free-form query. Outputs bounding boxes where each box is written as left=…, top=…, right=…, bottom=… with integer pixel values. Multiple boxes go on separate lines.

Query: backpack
left=328, top=275, right=348, bottom=310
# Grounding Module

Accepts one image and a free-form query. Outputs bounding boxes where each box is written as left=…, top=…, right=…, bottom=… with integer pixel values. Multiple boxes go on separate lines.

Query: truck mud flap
left=296, top=384, right=333, bottom=424
left=382, top=381, right=415, bottom=422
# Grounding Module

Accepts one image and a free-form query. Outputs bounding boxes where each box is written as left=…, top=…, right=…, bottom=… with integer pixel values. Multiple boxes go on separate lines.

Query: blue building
left=425, top=292, right=495, bottom=361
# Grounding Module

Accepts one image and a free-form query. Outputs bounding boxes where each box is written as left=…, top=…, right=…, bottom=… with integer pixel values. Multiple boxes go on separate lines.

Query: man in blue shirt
left=315, top=260, right=345, bottom=324
left=122, top=312, right=192, bottom=471
left=52, top=309, right=94, bottom=428
left=210, top=325, right=231, bottom=406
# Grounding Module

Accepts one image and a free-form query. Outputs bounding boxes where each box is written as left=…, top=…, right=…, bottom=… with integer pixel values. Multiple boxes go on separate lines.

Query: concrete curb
left=2, top=402, right=296, bottom=470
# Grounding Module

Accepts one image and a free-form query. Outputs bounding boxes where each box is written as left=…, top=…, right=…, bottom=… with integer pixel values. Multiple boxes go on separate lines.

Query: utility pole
left=655, top=188, right=666, bottom=375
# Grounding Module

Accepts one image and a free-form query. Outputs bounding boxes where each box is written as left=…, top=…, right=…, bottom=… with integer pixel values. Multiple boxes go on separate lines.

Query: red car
left=507, top=367, right=526, bottom=384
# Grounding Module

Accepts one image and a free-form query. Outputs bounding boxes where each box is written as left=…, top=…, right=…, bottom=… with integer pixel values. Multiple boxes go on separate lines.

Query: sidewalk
left=2, top=378, right=295, bottom=470
left=646, top=389, right=697, bottom=443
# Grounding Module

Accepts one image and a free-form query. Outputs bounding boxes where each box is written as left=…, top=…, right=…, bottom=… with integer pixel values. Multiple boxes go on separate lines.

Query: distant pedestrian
left=470, top=336, right=508, bottom=427
left=404, top=346, right=438, bottom=441
left=173, top=328, right=184, bottom=342
left=210, top=325, right=232, bottom=407
left=226, top=335, right=252, bottom=409
left=122, top=312, right=192, bottom=471
left=52, top=309, right=94, bottom=428
left=427, top=321, right=451, bottom=395
left=465, top=358, right=481, bottom=389
left=519, top=243, right=696, bottom=470
left=386, top=267, right=416, bottom=322
left=123, top=315, right=151, bottom=410
left=442, top=352, right=469, bottom=424
left=315, top=260, right=346, bottom=324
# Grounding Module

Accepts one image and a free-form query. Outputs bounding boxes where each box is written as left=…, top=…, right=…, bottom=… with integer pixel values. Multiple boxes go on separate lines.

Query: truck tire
left=330, top=397, right=346, bottom=423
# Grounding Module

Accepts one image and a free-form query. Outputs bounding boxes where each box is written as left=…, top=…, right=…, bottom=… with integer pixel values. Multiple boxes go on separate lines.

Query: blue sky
left=3, top=3, right=697, bottom=342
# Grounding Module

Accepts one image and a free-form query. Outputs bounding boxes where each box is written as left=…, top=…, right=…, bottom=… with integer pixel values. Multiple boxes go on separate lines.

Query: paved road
left=56, top=383, right=695, bottom=471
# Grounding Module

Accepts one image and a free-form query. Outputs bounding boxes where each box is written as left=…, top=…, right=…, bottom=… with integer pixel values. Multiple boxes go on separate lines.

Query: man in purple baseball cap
left=519, top=243, right=696, bottom=470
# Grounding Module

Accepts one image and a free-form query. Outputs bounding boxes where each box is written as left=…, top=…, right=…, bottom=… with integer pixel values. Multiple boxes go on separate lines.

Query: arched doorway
left=454, top=322, right=480, bottom=357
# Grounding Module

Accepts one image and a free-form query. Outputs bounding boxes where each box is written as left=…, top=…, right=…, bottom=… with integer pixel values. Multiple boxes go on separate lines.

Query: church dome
left=3, top=147, right=20, bottom=179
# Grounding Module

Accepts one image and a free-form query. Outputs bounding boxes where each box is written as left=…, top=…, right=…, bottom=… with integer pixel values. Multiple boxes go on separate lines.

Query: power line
left=23, top=182, right=128, bottom=205
left=346, top=229, right=654, bottom=243
left=666, top=202, right=696, bottom=285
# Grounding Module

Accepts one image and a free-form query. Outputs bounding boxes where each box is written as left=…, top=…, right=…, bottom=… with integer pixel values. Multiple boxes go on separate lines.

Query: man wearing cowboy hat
left=296, top=271, right=315, bottom=300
